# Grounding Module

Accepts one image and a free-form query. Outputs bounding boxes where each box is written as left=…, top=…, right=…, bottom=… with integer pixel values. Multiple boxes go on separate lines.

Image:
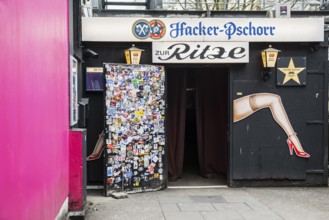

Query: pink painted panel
left=0, top=0, right=69, bottom=219
left=69, top=131, right=84, bottom=211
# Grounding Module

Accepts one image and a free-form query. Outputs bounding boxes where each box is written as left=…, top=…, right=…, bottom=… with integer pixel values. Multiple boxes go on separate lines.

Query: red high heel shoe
left=287, top=133, right=310, bottom=158
left=86, top=148, right=104, bottom=161
left=87, top=131, right=105, bottom=161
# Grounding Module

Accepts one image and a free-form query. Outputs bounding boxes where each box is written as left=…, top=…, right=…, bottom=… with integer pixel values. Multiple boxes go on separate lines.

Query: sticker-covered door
left=104, top=64, right=166, bottom=195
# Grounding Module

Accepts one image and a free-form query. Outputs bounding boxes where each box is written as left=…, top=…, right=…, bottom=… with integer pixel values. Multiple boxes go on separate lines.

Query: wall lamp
left=261, top=45, right=281, bottom=81
left=124, top=44, right=144, bottom=65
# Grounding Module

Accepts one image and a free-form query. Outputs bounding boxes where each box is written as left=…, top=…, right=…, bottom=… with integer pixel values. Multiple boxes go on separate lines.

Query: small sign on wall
left=86, top=67, right=103, bottom=91
left=277, top=57, right=306, bottom=86
left=70, top=56, right=79, bottom=126
left=275, top=3, right=291, bottom=18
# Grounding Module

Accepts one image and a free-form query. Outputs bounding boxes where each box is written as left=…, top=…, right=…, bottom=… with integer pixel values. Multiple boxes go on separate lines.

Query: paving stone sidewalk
left=85, top=187, right=329, bottom=220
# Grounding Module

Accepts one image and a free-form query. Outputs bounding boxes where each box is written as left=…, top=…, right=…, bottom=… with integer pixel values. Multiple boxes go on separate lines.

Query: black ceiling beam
left=104, top=2, right=147, bottom=6
left=102, top=1, right=151, bottom=9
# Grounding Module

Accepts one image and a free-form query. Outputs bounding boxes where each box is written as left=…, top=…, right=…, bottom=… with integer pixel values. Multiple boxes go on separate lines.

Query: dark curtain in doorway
left=195, top=70, right=228, bottom=178
left=167, top=68, right=228, bottom=180
left=167, top=70, right=187, bottom=181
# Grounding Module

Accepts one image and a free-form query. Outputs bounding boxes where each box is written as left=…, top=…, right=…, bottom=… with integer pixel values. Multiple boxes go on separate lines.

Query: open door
left=167, top=67, right=229, bottom=186
left=103, top=64, right=167, bottom=195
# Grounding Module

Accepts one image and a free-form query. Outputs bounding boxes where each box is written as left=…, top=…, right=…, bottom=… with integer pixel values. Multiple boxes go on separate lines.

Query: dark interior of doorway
left=167, top=67, right=228, bottom=187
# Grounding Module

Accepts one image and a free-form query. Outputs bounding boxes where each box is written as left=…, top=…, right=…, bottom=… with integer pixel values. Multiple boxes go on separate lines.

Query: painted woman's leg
left=234, top=93, right=310, bottom=157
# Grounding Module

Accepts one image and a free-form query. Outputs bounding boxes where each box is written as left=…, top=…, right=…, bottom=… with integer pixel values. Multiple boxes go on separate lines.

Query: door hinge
left=306, top=120, right=324, bottom=125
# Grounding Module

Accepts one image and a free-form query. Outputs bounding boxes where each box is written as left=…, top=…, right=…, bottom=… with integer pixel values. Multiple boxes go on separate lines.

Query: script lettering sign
left=152, top=42, right=249, bottom=63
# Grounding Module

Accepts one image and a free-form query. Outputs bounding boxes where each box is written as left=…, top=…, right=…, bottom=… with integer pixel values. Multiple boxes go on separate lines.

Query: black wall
left=82, top=38, right=328, bottom=186
left=230, top=40, right=328, bottom=186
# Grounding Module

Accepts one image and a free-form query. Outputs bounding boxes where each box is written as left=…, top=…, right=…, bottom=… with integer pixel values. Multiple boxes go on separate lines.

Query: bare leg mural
left=87, top=131, right=105, bottom=161
left=233, top=93, right=310, bottom=158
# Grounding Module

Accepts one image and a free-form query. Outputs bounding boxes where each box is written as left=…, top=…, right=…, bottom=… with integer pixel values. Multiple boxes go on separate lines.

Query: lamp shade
left=124, top=44, right=144, bottom=65
left=261, top=45, right=281, bottom=68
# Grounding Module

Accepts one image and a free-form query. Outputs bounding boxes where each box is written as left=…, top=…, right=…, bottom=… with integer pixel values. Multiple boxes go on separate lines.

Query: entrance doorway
left=167, top=67, right=229, bottom=186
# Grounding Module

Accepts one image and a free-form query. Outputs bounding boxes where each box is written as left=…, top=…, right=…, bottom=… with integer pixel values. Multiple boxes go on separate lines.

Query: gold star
left=278, top=58, right=305, bottom=84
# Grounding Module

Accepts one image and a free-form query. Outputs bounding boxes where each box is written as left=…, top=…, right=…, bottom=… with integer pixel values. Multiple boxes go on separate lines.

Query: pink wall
left=0, top=1, right=69, bottom=219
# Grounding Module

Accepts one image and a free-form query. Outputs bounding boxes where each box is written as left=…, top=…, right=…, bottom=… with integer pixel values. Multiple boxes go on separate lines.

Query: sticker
left=144, top=156, right=149, bottom=168
left=107, top=167, right=113, bottom=177
left=114, top=170, right=121, bottom=176
left=127, top=151, right=133, bottom=157
left=107, top=144, right=114, bottom=149
left=108, top=157, right=114, bottom=165
left=148, top=166, right=154, bottom=173
left=121, top=145, right=127, bottom=157
left=104, top=64, right=166, bottom=190
left=127, top=171, right=133, bottom=178
left=115, top=176, right=121, bottom=183
left=136, top=109, right=144, bottom=117
left=119, top=156, right=125, bottom=161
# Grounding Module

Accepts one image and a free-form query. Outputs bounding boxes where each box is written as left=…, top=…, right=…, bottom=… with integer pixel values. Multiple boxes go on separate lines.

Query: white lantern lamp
left=261, top=45, right=281, bottom=81
left=124, top=44, right=144, bottom=65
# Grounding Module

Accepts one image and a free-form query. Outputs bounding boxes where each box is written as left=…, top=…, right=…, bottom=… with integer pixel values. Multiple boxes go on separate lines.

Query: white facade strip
left=82, top=17, right=324, bottom=42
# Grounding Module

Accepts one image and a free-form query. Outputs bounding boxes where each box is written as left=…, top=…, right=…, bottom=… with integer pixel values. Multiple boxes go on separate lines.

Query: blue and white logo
left=133, top=20, right=150, bottom=39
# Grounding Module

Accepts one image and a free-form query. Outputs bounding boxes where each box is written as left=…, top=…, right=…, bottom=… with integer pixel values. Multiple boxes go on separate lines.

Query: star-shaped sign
left=278, top=58, right=305, bottom=84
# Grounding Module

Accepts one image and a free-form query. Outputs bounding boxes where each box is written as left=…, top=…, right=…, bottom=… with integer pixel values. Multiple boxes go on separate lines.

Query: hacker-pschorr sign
left=152, top=42, right=249, bottom=63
